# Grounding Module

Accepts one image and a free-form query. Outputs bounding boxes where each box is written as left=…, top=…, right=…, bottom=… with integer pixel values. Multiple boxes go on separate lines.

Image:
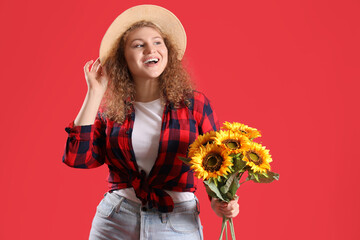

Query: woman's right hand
left=211, top=197, right=240, bottom=219
left=84, top=58, right=109, bottom=95
left=74, top=58, right=109, bottom=126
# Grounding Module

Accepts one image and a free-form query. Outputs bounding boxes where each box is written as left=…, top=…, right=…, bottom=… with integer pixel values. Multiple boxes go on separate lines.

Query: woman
left=63, top=5, right=239, bottom=240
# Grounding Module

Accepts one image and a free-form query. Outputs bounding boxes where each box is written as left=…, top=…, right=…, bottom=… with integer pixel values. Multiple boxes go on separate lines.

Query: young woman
left=63, top=5, right=239, bottom=240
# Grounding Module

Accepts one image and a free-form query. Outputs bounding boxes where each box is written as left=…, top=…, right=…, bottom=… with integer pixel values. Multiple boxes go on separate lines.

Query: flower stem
left=229, top=218, right=236, bottom=239
left=225, top=219, right=228, bottom=240
left=219, top=217, right=227, bottom=240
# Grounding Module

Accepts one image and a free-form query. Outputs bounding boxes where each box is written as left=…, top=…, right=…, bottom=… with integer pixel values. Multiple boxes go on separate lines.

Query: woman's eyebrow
left=130, top=36, right=162, bottom=43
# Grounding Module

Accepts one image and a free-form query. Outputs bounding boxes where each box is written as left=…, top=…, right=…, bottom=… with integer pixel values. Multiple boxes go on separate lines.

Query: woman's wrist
left=74, top=91, right=104, bottom=126
left=87, top=87, right=106, bottom=99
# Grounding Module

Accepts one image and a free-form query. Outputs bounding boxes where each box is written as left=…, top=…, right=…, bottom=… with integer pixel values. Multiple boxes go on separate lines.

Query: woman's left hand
left=211, top=197, right=240, bottom=218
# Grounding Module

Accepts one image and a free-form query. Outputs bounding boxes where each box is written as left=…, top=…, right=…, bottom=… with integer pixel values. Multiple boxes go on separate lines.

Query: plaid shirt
left=62, top=91, right=219, bottom=212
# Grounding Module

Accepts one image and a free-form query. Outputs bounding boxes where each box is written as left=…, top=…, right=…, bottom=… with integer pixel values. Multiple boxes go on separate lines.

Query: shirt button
left=141, top=207, right=147, bottom=212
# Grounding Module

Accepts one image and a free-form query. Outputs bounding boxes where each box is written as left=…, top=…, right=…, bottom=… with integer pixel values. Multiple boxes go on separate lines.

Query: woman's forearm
left=74, top=89, right=104, bottom=126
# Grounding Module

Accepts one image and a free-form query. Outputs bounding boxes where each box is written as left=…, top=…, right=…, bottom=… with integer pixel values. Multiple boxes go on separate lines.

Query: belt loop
left=195, top=197, right=200, bottom=214
left=160, top=213, right=168, bottom=224
left=114, top=196, right=125, bottom=213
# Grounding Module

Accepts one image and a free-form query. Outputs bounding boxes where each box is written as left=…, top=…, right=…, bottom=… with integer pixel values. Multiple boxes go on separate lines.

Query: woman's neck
left=134, top=78, right=161, bottom=102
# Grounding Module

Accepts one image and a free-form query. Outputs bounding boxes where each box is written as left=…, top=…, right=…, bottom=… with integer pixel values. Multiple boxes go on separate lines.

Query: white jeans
left=89, top=192, right=203, bottom=240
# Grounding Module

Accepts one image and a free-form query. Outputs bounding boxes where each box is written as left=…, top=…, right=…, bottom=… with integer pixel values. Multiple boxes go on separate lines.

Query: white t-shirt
left=114, top=98, right=194, bottom=203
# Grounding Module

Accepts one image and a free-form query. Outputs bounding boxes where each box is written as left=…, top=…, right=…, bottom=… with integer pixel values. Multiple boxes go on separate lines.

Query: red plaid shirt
left=62, top=91, right=219, bottom=212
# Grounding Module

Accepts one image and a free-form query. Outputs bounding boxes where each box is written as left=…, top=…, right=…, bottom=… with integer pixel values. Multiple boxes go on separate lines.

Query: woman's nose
left=145, top=45, right=156, bottom=54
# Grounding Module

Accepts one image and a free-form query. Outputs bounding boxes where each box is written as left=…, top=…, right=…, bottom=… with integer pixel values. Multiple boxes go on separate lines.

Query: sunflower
left=222, top=121, right=261, bottom=139
left=213, top=130, right=250, bottom=154
left=242, top=142, right=272, bottom=173
left=188, top=131, right=217, bottom=158
left=190, top=144, right=233, bottom=180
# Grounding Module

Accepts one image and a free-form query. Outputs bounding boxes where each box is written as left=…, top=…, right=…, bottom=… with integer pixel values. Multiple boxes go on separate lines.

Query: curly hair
left=102, top=21, right=194, bottom=124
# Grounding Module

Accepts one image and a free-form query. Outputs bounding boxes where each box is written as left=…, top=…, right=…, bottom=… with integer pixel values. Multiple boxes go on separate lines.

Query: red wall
left=1, top=0, right=359, bottom=239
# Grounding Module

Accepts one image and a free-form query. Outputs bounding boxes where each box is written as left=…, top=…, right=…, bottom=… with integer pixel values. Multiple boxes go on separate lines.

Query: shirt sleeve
left=62, top=111, right=106, bottom=169
left=193, top=91, right=220, bottom=134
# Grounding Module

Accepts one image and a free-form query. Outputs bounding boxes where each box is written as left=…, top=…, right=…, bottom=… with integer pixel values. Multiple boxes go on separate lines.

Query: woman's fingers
left=219, top=209, right=236, bottom=218
left=82, top=58, right=108, bottom=94
left=96, top=61, right=104, bottom=75
left=219, top=199, right=239, bottom=218
left=96, top=63, right=101, bottom=73
left=224, top=210, right=238, bottom=218
left=85, top=59, right=105, bottom=80
left=84, top=60, right=93, bottom=73
left=92, top=58, right=105, bottom=78
left=90, top=58, right=99, bottom=72
left=220, top=207, right=238, bottom=218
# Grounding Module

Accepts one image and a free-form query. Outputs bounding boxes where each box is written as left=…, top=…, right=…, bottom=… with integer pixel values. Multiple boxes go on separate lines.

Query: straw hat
left=99, top=4, right=187, bottom=64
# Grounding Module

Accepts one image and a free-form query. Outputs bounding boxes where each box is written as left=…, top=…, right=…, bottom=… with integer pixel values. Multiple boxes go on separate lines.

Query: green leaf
left=204, top=180, right=225, bottom=201
left=251, top=171, right=280, bottom=183
left=213, top=178, right=218, bottom=187
left=233, top=157, right=247, bottom=172
left=229, top=177, right=240, bottom=196
left=178, top=156, right=192, bottom=166
left=220, top=173, right=238, bottom=194
left=254, top=173, right=260, bottom=182
left=204, top=184, right=218, bottom=199
left=240, top=179, right=249, bottom=185
left=226, top=192, right=234, bottom=201
left=246, top=172, right=253, bottom=181
left=272, top=172, right=280, bottom=181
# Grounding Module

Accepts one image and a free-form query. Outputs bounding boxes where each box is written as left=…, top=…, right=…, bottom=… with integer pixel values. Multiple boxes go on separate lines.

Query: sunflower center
left=247, top=152, right=263, bottom=165
left=222, top=139, right=240, bottom=150
left=202, top=153, right=223, bottom=172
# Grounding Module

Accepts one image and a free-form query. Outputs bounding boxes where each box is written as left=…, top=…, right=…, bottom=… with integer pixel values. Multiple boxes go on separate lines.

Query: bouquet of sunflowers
left=179, top=122, right=279, bottom=240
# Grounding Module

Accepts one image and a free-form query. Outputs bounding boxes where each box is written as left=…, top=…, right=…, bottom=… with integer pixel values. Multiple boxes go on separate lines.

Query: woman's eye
left=134, top=44, right=143, bottom=48
left=154, top=41, right=162, bottom=45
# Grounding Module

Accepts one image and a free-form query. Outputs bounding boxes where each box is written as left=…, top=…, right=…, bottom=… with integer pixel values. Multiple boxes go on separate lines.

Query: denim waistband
left=105, top=191, right=200, bottom=214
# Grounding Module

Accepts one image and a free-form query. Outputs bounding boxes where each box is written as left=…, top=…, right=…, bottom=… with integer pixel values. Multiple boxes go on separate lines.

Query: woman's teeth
left=144, top=58, right=159, bottom=64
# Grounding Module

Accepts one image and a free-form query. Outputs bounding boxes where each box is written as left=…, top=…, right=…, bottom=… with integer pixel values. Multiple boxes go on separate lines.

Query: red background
left=1, top=0, right=359, bottom=239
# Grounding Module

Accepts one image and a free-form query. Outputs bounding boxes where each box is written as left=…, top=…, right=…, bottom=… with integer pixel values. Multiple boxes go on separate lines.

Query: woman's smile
left=143, top=57, right=159, bottom=65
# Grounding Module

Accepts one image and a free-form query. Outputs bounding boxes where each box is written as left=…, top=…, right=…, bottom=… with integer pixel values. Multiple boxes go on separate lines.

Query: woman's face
left=124, top=26, right=168, bottom=81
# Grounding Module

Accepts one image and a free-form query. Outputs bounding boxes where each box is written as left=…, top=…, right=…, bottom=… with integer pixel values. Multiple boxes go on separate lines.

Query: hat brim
left=99, top=4, right=187, bottom=64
